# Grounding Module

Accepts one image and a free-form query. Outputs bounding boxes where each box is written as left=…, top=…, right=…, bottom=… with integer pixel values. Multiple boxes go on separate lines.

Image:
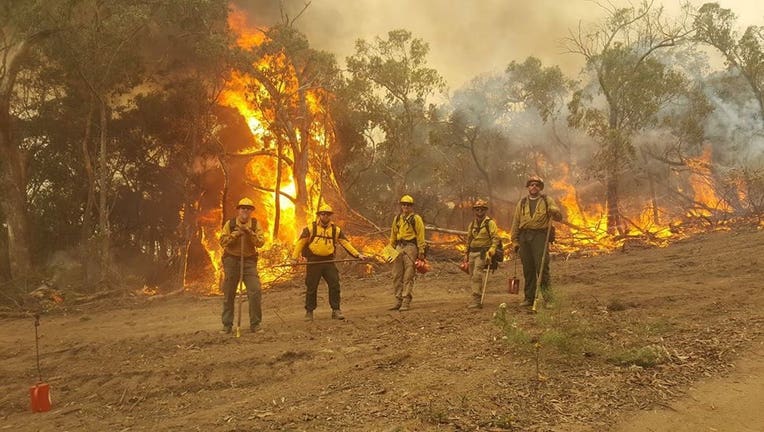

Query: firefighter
left=510, top=176, right=562, bottom=307
left=463, top=199, right=500, bottom=308
left=388, top=195, right=426, bottom=311
left=291, top=204, right=366, bottom=321
left=219, top=197, right=266, bottom=333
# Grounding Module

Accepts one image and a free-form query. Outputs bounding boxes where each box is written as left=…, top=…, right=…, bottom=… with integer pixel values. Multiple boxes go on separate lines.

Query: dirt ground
left=1, top=228, right=763, bottom=431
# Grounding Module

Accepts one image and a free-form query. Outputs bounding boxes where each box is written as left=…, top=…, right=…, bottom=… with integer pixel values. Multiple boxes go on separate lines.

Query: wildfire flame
left=188, top=6, right=345, bottom=292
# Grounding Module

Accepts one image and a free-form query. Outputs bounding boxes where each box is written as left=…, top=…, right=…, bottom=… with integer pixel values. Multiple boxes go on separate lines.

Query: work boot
left=388, top=298, right=403, bottom=311
left=304, top=310, right=314, bottom=321
left=250, top=325, right=260, bottom=333
left=519, top=300, right=533, bottom=307
left=467, top=295, right=482, bottom=309
left=331, top=309, right=345, bottom=320
left=221, top=325, right=232, bottom=334
left=398, top=297, right=412, bottom=311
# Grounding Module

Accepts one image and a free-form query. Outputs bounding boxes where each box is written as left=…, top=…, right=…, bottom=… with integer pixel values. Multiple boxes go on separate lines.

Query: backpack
left=301, top=221, right=337, bottom=258
left=469, top=217, right=504, bottom=270
left=520, top=195, right=556, bottom=243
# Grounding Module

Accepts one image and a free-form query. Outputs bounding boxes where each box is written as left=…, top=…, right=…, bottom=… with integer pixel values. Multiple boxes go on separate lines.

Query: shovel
left=480, top=261, right=490, bottom=306
left=235, top=234, right=245, bottom=338
left=508, top=250, right=520, bottom=295
left=532, top=222, right=554, bottom=313
left=30, top=314, right=51, bottom=412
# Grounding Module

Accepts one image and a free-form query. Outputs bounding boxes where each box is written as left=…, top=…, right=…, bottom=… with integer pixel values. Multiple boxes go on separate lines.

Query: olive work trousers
left=305, top=260, right=341, bottom=311
left=517, top=228, right=552, bottom=303
left=391, top=243, right=418, bottom=301
left=221, top=255, right=262, bottom=328
left=468, top=251, right=489, bottom=298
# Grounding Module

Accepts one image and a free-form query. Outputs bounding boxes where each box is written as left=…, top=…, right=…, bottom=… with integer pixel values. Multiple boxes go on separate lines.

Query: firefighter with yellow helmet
left=388, top=195, right=426, bottom=311
left=291, top=204, right=366, bottom=321
left=219, top=197, right=266, bottom=334
left=463, top=198, right=501, bottom=308
left=510, top=175, right=562, bottom=307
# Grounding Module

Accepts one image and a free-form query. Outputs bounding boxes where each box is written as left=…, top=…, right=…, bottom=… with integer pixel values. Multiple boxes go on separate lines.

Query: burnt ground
left=1, top=228, right=763, bottom=431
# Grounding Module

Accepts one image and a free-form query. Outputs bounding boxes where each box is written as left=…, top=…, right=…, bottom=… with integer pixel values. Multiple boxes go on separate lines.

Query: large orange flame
left=188, top=6, right=341, bottom=292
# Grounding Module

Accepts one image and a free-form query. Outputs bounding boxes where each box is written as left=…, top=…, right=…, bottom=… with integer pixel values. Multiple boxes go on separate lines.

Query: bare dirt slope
left=1, top=228, right=763, bottom=431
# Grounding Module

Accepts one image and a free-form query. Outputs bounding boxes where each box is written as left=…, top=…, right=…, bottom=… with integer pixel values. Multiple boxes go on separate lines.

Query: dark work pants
left=517, top=229, right=552, bottom=303
left=305, top=260, right=341, bottom=311
left=221, top=255, right=262, bottom=328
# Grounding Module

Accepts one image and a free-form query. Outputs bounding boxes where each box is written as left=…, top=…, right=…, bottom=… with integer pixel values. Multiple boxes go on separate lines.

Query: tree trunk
left=0, top=40, right=32, bottom=279
left=80, top=97, right=96, bottom=284
left=605, top=175, right=622, bottom=235
left=97, top=98, right=111, bottom=284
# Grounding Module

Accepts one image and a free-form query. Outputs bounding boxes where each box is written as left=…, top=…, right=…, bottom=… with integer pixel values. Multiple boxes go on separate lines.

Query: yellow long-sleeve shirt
left=389, top=213, right=426, bottom=256
left=467, top=217, right=500, bottom=253
left=510, top=194, right=561, bottom=245
left=219, top=217, right=265, bottom=258
left=292, top=222, right=361, bottom=259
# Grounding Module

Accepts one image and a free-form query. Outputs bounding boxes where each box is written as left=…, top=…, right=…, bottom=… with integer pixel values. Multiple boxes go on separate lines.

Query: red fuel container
left=508, top=276, right=520, bottom=295
left=30, top=383, right=51, bottom=412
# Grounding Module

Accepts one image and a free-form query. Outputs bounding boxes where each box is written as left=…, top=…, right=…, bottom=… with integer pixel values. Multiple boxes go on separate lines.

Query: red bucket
left=30, top=383, right=51, bottom=413
left=508, top=277, right=520, bottom=295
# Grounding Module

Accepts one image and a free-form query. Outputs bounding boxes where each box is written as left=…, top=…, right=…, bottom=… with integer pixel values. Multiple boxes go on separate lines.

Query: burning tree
left=186, top=6, right=378, bottom=290
left=565, top=0, right=696, bottom=234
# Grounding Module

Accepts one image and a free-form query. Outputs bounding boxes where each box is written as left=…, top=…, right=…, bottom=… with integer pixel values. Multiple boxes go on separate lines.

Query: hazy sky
left=237, top=0, right=764, bottom=90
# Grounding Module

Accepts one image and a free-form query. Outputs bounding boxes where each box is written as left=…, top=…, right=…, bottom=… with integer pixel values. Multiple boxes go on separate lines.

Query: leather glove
left=356, top=254, right=366, bottom=261
left=486, top=249, right=494, bottom=260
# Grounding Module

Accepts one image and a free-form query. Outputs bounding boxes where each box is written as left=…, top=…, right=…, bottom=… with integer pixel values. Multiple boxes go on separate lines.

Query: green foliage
left=506, top=56, right=575, bottom=122
left=337, top=29, right=446, bottom=222
left=607, top=345, right=668, bottom=367
left=694, top=2, right=764, bottom=127
left=0, top=0, right=235, bottom=283
left=493, top=304, right=533, bottom=353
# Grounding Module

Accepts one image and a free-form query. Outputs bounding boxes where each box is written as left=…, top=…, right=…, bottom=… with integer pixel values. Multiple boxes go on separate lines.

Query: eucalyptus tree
left=43, top=1, right=162, bottom=283
left=232, top=18, right=340, bottom=234
left=564, top=0, right=695, bottom=234
left=342, top=29, right=446, bottom=212
left=428, top=57, right=572, bottom=213
left=694, top=2, right=764, bottom=129
left=0, top=0, right=60, bottom=279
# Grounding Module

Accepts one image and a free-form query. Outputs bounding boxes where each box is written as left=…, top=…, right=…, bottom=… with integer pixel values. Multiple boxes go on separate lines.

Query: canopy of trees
left=1, top=1, right=762, bottom=296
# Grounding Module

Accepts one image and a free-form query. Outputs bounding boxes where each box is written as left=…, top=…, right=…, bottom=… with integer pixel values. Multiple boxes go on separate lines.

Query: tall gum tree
left=234, top=17, right=340, bottom=233
left=0, top=1, right=59, bottom=280
left=694, top=2, right=764, bottom=129
left=565, top=0, right=694, bottom=234
left=343, top=29, right=446, bottom=210
left=48, top=1, right=157, bottom=285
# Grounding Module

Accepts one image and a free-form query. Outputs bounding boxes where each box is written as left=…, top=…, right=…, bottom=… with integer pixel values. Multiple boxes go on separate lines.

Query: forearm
left=339, top=239, right=361, bottom=257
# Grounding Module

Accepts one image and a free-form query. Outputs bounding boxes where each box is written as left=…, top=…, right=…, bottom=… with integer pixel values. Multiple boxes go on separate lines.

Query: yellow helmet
left=526, top=175, right=544, bottom=190
left=399, top=195, right=414, bottom=205
left=472, top=199, right=489, bottom=209
left=316, top=204, right=333, bottom=215
left=237, top=197, right=255, bottom=209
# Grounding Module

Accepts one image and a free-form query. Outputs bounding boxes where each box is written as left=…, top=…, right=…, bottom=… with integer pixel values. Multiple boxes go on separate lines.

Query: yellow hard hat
left=472, top=199, right=489, bottom=209
left=316, top=204, right=333, bottom=215
left=399, top=195, right=414, bottom=204
left=526, top=175, right=544, bottom=190
left=237, top=197, right=255, bottom=209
